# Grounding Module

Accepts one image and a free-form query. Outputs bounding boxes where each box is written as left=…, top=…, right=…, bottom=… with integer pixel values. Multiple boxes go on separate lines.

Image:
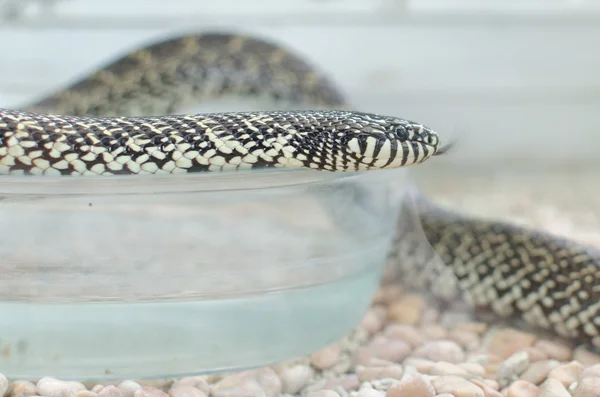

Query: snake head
left=344, top=116, right=441, bottom=170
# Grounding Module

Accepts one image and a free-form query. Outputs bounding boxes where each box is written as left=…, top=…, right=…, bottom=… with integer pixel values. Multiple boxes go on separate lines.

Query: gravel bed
left=3, top=285, right=600, bottom=397
left=3, top=166, right=600, bottom=396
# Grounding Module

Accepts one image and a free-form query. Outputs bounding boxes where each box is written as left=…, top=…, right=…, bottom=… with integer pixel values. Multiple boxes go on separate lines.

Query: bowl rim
left=0, top=168, right=408, bottom=196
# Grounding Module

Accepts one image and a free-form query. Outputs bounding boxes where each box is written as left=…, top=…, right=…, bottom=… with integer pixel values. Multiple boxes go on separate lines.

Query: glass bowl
left=0, top=167, right=410, bottom=380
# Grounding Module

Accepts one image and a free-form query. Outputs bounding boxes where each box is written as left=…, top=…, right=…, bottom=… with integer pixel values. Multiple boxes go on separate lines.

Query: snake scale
left=2, top=32, right=600, bottom=351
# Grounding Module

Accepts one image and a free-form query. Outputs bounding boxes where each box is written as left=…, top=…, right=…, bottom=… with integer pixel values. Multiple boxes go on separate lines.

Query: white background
left=1, top=0, right=600, bottom=166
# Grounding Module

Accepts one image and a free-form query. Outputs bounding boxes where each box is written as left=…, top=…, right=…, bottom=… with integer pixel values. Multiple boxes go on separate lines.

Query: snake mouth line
left=434, top=140, right=457, bottom=156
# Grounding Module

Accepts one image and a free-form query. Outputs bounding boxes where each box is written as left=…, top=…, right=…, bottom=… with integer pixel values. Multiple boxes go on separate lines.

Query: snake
left=2, top=32, right=600, bottom=352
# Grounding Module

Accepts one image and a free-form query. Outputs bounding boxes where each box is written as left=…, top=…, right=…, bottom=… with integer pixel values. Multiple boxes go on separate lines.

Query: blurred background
left=1, top=0, right=599, bottom=168
left=1, top=0, right=600, bottom=235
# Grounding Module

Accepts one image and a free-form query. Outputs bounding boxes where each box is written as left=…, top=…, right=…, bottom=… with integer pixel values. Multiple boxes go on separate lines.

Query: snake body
left=2, top=32, right=600, bottom=350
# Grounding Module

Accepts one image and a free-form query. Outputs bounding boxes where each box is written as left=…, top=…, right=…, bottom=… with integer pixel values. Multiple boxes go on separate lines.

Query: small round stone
left=8, top=380, right=37, bottom=397
left=134, top=388, right=168, bottom=397
left=457, top=362, right=486, bottom=377
left=171, top=378, right=209, bottom=395
left=422, top=325, right=447, bottom=340
left=356, top=365, right=404, bottom=382
left=454, top=322, right=488, bottom=334
left=522, top=347, right=550, bottom=363
left=75, top=392, right=96, bottom=397
left=573, top=376, right=600, bottom=397
left=412, top=340, right=465, bottom=363
left=448, top=330, right=480, bottom=350
left=386, top=373, right=435, bottom=397
left=506, top=380, right=539, bottom=397
left=387, top=295, right=427, bottom=325
left=37, top=377, right=86, bottom=397
left=91, top=386, right=104, bottom=394
left=581, top=363, right=600, bottom=378
left=167, top=386, right=206, bottom=397
left=520, top=360, right=561, bottom=385
left=278, top=365, right=314, bottom=394
left=323, top=375, right=360, bottom=392
left=360, top=307, right=385, bottom=334
left=212, top=369, right=282, bottom=397
left=430, top=362, right=470, bottom=377
left=353, top=336, right=411, bottom=365
left=372, top=285, right=404, bottom=305
left=310, top=344, right=341, bottom=370
left=547, top=361, right=584, bottom=388
left=307, top=391, right=340, bottom=397
left=534, top=340, right=572, bottom=362
left=431, top=376, right=484, bottom=397
left=496, top=351, right=530, bottom=388
left=470, top=379, right=502, bottom=397
left=356, top=389, right=385, bottom=397
left=488, top=329, right=537, bottom=359
left=403, top=358, right=436, bottom=374
left=384, top=324, right=426, bottom=347
left=98, top=386, right=122, bottom=397
left=538, top=378, right=570, bottom=397
left=573, top=347, right=600, bottom=366
left=117, top=381, right=142, bottom=397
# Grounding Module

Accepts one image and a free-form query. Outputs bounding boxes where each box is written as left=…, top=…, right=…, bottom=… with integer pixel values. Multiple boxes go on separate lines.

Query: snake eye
left=392, top=125, right=408, bottom=140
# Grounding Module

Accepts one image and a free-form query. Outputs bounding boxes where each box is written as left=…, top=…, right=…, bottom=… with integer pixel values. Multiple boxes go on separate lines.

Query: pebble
left=211, top=368, right=282, bottom=397
left=403, top=358, right=436, bottom=374
left=8, top=380, right=37, bottom=397
left=506, top=380, right=539, bottom=397
left=470, top=379, right=502, bottom=397
left=457, top=363, right=486, bottom=377
left=520, top=360, right=561, bottom=385
left=133, top=388, right=168, bottom=397
left=547, top=361, right=584, bottom=388
left=386, top=373, right=436, bottom=397
left=384, top=324, right=426, bottom=347
left=412, top=341, right=465, bottom=363
left=538, top=379, right=570, bottom=397
left=311, top=345, right=342, bottom=370
left=37, top=378, right=86, bottom=397
left=429, top=362, right=470, bottom=377
left=454, top=322, right=488, bottom=334
left=581, top=363, right=600, bottom=378
left=353, top=336, right=411, bottom=366
left=522, top=347, right=549, bottom=363
left=278, top=364, right=314, bottom=394
left=307, top=391, right=340, bottom=397
left=167, top=386, right=206, bottom=397
left=171, top=378, right=210, bottom=395
left=372, top=285, right=404, bottom=305
left=323, top=375, right=360, bottom=392
left=387, top=295, right=427, bottom=325
left=98, top=386, right=122, bottom=397
left=496, top=351, right=530, bottom=388
left=573, top=376, right=600, bottom=397
left=573, top=347, right=600, bottom=366
left=448, top=330, right=480, bottom=350
left=488, top=329, right=537, bottom=359
left=431, top=376, right=484, bottom=397
left=355, top=389, right=384, bottom=397
left=75, top=392, right=96, bottom=397
left=422, top=325, right=447, bottom=340
left=117, top=382, right=142, bottom=397
left=360, top=307, right=386, bottom=334
left=91, top=386, right=104, bottom=394
left=356, top=365, right=403, bottom=382
left=435, top=394, right=456, bottom=397
left=534, top=340, right=572, bottom=362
